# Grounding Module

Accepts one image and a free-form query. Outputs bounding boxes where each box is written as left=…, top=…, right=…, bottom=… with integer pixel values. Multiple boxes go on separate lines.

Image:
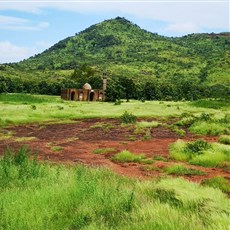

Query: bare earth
left=0, top=118, right=229, bottom=184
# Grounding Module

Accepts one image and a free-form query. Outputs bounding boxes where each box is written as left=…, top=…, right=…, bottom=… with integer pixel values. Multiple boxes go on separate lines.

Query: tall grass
left=0, top=147, right=229, bottom=229
left=170, top=140, right=230, bottom=167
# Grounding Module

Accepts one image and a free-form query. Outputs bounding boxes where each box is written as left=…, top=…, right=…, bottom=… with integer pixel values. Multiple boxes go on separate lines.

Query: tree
left=118, top=76, right=136, bottom=102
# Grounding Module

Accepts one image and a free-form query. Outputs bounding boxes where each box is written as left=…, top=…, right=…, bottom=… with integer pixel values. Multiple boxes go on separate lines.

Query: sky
left=0, top=0, right=229, bottom=63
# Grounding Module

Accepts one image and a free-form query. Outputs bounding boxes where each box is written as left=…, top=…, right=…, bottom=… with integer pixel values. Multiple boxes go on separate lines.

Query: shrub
left=219, top=135, right=230, bottom=145
left=30, top=105, right=36, bottom=110
left=185, top=139, right=211, bottom=155
left=120, top=111, right=137, bottom=124
left=201, top=176, right=230, bottom=193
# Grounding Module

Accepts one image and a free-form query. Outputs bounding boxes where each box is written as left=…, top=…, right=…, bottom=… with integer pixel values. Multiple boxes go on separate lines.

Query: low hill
left=0, top=17, right=229, bottom=98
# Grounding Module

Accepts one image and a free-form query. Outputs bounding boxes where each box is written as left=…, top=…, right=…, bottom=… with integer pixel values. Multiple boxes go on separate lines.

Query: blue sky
left=0, top=0, right=229, bottom=63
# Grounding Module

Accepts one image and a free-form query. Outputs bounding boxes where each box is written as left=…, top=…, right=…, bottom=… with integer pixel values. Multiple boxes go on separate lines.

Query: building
left=61, top=77, right=107, bottom=101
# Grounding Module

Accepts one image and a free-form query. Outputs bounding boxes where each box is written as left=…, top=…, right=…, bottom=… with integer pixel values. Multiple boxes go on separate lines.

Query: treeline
left=1, top=74, right=229, bottom=101
left=0, top=75, right=76, bottom=96
left=106, top=76, right=230, bottom=102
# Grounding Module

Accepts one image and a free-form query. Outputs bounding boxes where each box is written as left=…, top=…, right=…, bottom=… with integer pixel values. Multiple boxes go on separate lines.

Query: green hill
left=0, top=17, right=229, bottom=99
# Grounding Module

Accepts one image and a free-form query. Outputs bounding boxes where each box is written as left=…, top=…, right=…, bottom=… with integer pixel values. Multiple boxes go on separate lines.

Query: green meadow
left=0, top=93, right=229, bottom=127
left=0, top=148, right=229, bottom=230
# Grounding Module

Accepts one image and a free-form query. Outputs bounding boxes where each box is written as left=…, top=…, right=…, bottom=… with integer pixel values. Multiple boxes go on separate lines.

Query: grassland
left=0, top=93, right=230, bottom=229
left=0, top=148, right=229, bottom=230
left=0, top=93, right=229, bottom=127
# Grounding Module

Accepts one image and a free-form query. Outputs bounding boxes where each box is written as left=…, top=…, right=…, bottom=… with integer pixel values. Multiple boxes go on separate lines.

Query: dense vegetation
left=0, top=17, right=229, bottom=100
left=0, top=147, right=229, bottom=229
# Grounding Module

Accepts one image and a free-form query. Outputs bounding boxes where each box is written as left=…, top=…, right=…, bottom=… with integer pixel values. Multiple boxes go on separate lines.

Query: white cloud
left=0, top=15, right=50, bottom=31
left=0, top=41, right=36, bottom=63
left=0, top=1, right=228, bottom=33
left=165, top=22, right=201, bottom=34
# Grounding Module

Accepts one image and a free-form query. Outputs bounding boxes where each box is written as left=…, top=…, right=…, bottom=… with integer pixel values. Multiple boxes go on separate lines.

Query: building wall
left=61, top=88, right=105, bottom=101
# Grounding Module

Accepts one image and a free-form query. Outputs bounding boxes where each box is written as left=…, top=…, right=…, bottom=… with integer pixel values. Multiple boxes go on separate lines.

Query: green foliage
left=112, top=150, right=146, bottom=163
left=219, top=135, right=230, bottom=145
left=202, top=176, right=230, bottom=193
left=191, top=99, right=230, bottom=109
left=120, top=111, right=137, bottom=124
left=185, top=139, right=212, bottom=156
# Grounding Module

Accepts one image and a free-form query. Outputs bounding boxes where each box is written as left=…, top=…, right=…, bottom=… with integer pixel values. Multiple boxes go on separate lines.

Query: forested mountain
left=0, top=17, right=229, bottom=100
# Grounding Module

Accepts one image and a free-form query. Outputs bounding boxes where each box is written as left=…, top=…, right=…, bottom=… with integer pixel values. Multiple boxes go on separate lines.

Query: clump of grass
left=140, top=165, right=162, bottom=172
left=171, top=125, right=186, bottom=137
left=140, top=158, right=154, bottom=164
left=219, top=135, right=230, bottom=145
left=142, top=128, right=152, bottom=140
left=177, top=112, right=230, bottom=136
left=112, top=150, right=146, bottom=163
left=51, top=146, right=63, bottom=152
left=165, top=164, right=205, bottom=176
left=170, top=140, right=230, bottom=167
left=65, top=137, right=79, bottom=143
left=136, top=121, right=160, bottom=128
left=93, top=148, right=116, bottom=154
left=90, top=122, right=114, bottom=132
left=127, top=135, right=137, bottom=141
left=120, top=111, right=137, bottom=124
left=201, top=176, right=230, bottom=193
left=153, top=155, right=168, bottom=162
left=189, top=122, right=230, bottom=136
left=0, top=130, right=13, bottom=140
left=15, top=137, right=37, bottom=142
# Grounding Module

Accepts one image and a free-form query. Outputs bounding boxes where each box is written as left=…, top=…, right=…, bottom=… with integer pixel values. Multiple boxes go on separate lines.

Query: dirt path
left=0, top=118, right=229, bottom=183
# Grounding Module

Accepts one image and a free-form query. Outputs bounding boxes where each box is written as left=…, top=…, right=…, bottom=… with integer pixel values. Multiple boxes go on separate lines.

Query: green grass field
left=0, top=148, right=229, bottom=230
left=0, top=93, right=229, bottom=127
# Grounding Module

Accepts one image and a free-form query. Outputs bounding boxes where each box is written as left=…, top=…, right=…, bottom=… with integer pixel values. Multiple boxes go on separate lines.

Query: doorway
left=70, top=91, right=75, bottom=100
left=89, top=92, right=94, bottom=101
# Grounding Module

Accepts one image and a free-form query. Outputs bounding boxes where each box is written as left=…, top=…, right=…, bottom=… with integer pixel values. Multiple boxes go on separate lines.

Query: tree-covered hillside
left=0, top=17, right=229, bottom=100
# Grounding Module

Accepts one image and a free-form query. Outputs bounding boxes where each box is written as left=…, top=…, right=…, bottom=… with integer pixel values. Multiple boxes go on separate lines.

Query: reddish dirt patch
left=0, top=118, right=229, bottom=184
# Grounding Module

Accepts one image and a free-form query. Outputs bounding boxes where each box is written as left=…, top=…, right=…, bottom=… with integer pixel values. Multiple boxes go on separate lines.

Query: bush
left=120, top=111, right=137, bottom=124
left=185, top=139, right=212, bottom=155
